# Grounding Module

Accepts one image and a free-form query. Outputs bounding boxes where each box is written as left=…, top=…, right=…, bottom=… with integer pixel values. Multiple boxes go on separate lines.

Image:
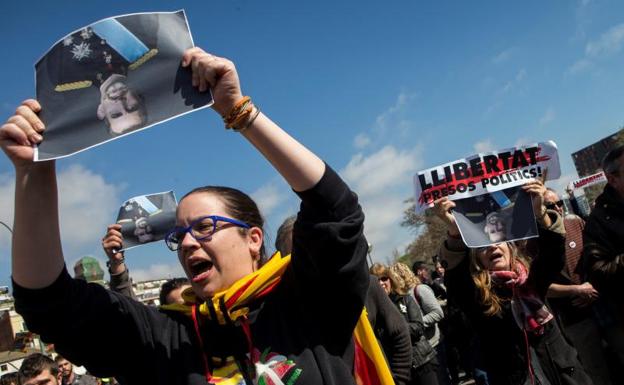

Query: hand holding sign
left=522, top=179, right=551, bottom=228
left=181, top=48, right=242, bottom=117
left=0, top=99, right=44, bottom=168
left=432, top=197, right=460, bottom=237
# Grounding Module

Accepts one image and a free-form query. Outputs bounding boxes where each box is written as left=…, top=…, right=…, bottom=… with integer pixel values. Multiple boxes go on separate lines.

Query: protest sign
left=34, top=10, right=212, bottom=161
left=569, top=171, right=607, bottom=191
left=116, top=191, right=177, bottom=251
left=412, top=141, right=560, bottom=214
left=451, top=186, right=538, bottom=248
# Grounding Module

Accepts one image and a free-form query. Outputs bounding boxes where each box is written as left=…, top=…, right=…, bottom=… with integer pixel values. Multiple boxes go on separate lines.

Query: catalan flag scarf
left=162, top=252, right=394, bottom=385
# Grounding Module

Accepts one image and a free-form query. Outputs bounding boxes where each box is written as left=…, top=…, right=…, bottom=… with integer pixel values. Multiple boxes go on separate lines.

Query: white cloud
left=567, top=58, right=592, bottom=75
left=473, top=139, right=496, bottom=153
left=340, top=144, right=423, bottom=262
left=374, top=91, right=416, bottom=135
left=57, top=165, right=122, bottom=253
left=569, top=23, right=624, bottom=75
left=514, top=137, right=532, bottom=147
left=353, top=133, right=371, bottom=149
left=499, top=69, right=526, bottom=94
left=131, top=262, right=186, bottom=282
left=251, top=180, right=289, bottom=218
left=0, top=164, right=122, bottom=260
left=341, top=145, right=422, bottom=197
left=585, top=23, right=624, bottom=57
left=539, top=107, right=556, bottom=126
left=492, top=48, right=513, bottom=64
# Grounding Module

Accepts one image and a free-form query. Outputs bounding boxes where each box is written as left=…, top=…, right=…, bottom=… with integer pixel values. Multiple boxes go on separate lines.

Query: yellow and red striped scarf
left=162, top=252, right=394, bottom=385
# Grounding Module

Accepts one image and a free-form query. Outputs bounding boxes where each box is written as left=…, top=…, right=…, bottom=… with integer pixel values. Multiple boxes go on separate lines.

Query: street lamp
left=0, top=221, right=12, bottom=235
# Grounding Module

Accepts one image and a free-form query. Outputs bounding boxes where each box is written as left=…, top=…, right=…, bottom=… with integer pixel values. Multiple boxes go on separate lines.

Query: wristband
left=106, top=256, right=125, bottom=268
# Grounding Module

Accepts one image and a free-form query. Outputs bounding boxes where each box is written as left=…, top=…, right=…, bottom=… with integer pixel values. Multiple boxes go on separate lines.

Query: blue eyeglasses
left=165, top=215, right=251, bottom=251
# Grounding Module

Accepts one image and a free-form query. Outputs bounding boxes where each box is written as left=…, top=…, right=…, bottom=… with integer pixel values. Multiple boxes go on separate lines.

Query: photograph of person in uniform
left=450, top=186, right=538, bottom=248
left=115, top=191, right=177, bottom=250
left=35, top=10, right=212, bottom=161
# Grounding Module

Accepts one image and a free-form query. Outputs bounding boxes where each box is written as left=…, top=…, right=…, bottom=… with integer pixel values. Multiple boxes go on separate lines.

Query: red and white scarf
left=490, top=263, right=553, bottom=334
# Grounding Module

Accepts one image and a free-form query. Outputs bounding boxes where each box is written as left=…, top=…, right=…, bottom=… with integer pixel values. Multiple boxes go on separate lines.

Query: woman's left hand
left=181, top=47, right=243, bottom=117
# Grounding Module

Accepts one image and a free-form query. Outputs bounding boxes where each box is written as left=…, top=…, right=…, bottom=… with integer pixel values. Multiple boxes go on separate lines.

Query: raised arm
left=0, top=99, right=64, bottom=289
left=181, top=48, right=324, bottom=192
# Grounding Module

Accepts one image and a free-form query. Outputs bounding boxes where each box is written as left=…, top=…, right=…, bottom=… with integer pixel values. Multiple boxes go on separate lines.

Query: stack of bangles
left=223, top=96, right=261, bottom=132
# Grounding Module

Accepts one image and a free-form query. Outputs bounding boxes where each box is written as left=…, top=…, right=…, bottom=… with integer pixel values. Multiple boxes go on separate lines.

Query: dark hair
left=53, top=355, right=68, bottom=364
left=602, top=145, right=624, bottom=175
left=19, top=353, right=58, bottom=381
left=159, top=277, right=190, bottom=305
left=0, top=372, right=19, bottom=385
left=275, top=215, right=296, bottom=255
left=181, top=186, right=266, bottom=260
left=412, top=261, right=427, bottom=273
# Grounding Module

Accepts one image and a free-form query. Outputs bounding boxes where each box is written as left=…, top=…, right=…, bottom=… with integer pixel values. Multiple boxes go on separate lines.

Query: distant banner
left=412, top=141, right=560, bottom=214
left=34, top=10, right=213, bottom=161
left=569, top=171, right=607, bottom=190
left=452, top=186, right=538, bottom=248
left=116, top=191, right=177, bottom=251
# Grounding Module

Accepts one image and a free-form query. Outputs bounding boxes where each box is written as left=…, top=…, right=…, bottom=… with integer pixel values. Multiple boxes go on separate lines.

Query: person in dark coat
left=582, top=145, right=624, bottom=369
left=434, top=179, right=592, bottom=385
left=371, top=263, right=439, bottom=385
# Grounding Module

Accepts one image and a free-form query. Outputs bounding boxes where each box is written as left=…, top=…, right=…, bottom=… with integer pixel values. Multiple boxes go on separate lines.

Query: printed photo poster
left=451, top=186, right=538, bottom=248
left=116, top=191, right=177, bottom=251
left=34, top=10, right=213, bottom=161
left=412, top=141, right=561, bottom=214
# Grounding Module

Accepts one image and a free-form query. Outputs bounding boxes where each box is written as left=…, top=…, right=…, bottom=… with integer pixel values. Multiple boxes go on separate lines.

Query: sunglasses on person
left=378, top=276, right=390, bottom=282
left=165, top=215, right=250, bottom=251
left=544, top=200, right=564, bottom=210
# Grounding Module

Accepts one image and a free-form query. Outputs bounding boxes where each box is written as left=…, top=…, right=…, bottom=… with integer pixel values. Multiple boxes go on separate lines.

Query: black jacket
left=442, top=213, right=593, bottom=385
left=582, top=185, right=624, bottom=293
left=389, top=293, right=436, bottom=371
left=14, top=166, right=370, bottom=385
left=366, top=275, right=412, bottom=385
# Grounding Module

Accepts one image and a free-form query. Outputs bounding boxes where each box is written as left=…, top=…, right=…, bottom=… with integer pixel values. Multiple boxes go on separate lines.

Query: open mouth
left=188, top=258, right=214, bottom=282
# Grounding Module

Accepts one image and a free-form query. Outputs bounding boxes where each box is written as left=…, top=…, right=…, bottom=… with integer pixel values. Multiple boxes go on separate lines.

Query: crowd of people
left=1, top=46, right=624, bottom=385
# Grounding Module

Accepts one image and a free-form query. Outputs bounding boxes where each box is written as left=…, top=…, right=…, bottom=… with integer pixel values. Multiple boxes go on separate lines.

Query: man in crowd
left=54, top=356, right=97, bottom=385
left=544, top=187, right=612, bottom=384
left=412, top=261, right=446, bottom=301
left=18, top=353, right=62, bottom=385
left=583, top=145, right=624, bottom=367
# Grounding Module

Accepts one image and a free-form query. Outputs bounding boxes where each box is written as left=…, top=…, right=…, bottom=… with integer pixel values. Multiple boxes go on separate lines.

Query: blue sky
left=1, top=0, right=623, bottom=286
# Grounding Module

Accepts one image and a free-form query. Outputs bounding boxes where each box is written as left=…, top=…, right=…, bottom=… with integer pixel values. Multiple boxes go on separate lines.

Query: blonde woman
left=433, top=181, right=592, bottom=385
left=391, top=263, right=447, bottom=385
left=371, top=264, right=439, bottom=385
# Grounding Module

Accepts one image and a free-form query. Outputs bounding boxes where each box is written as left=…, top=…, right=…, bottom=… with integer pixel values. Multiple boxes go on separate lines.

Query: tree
left=399, top=198, right=448, bottom=268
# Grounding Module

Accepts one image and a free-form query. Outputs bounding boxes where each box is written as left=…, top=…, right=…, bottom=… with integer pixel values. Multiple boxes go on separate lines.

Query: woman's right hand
left=0, top=99, right=45, bottom=169
left=432, top=197, right=460, bottom=237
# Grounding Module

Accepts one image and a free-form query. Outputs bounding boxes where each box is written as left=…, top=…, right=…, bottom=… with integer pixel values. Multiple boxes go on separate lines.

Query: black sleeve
left=291, top=165, right=370, bottom=338
left=582, top=216, right=624, bottom=289
left=444, top=247, right=478, bottom=318
left=109, top=268, right=137, bottom=300
left=366, top=276, right=411, bottom=385
left=13, top=267, right=175, bottom=378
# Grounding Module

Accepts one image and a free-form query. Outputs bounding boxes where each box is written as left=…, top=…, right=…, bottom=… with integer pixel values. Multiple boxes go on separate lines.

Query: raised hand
left=181, top=47, right=243, bottom=117
left=432, top=197, right=460, bottom=237
left=0, top=99, right=45, bottom=168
